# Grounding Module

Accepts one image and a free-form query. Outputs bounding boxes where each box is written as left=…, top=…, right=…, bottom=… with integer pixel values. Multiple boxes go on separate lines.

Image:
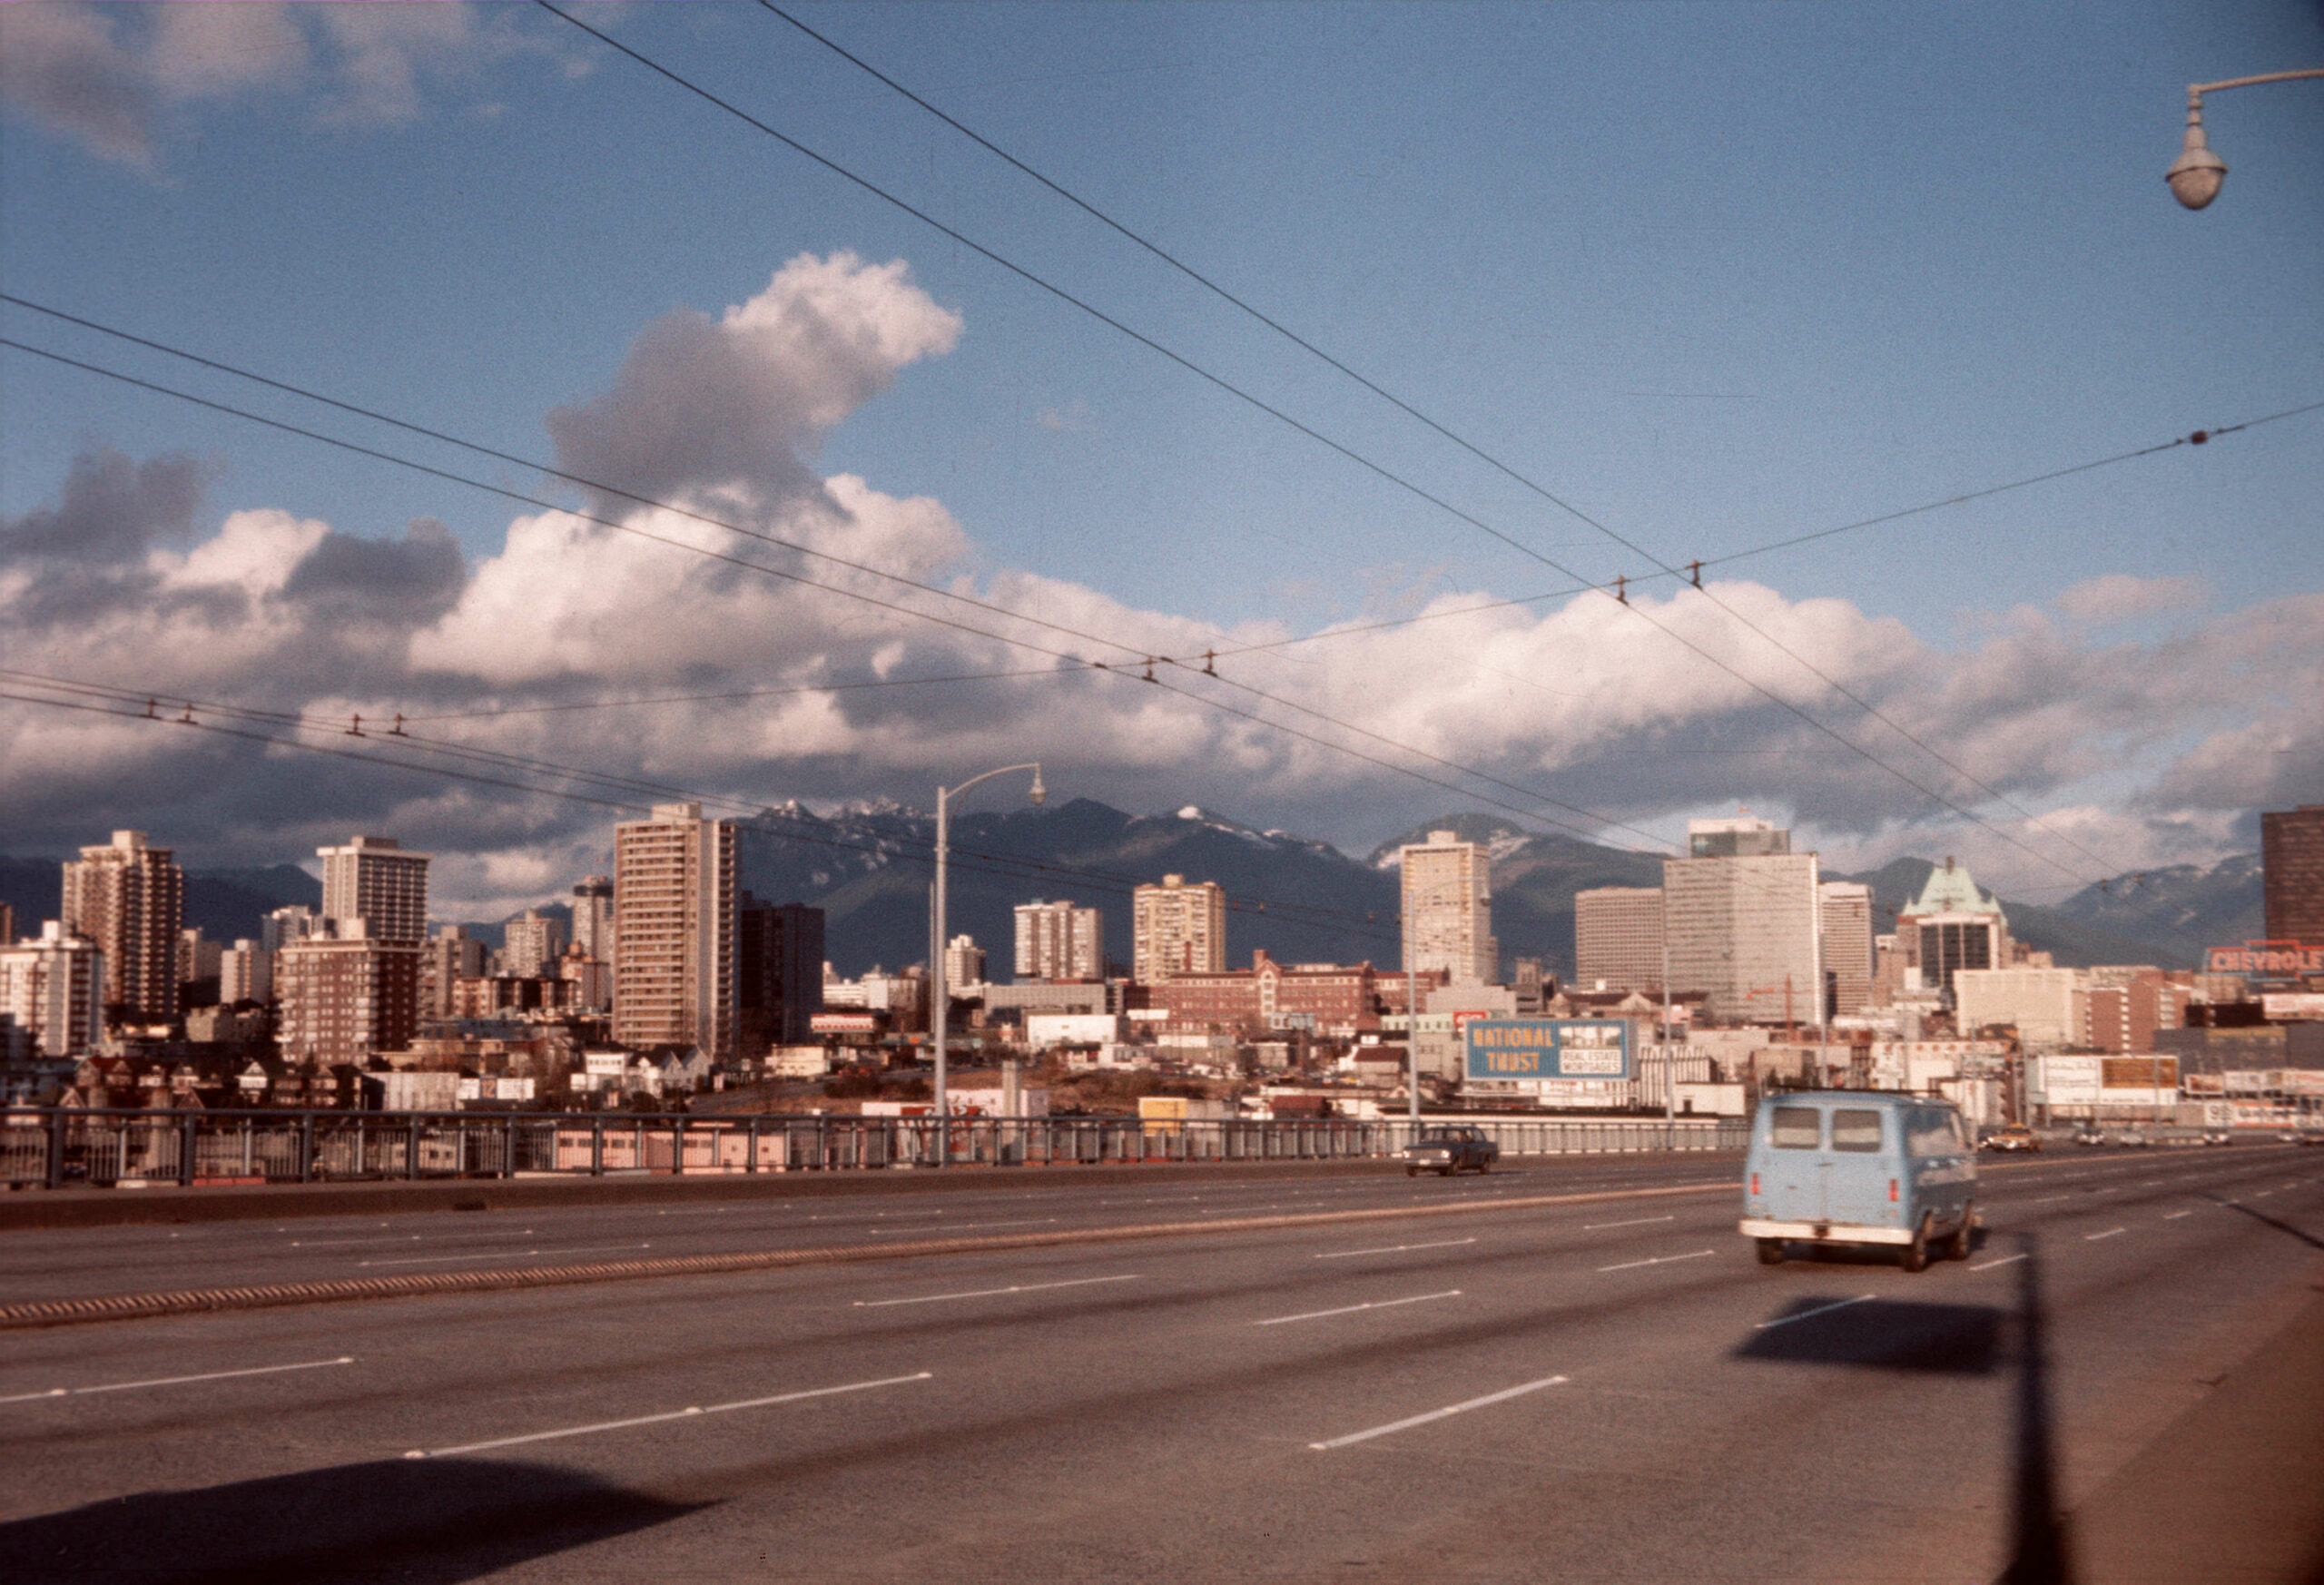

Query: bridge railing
left=0, top=1108, right=1748, bottom=1189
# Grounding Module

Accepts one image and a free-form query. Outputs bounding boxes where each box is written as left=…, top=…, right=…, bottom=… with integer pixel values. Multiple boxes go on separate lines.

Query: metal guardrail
left=0, top=1108, right=1748, bottom=1190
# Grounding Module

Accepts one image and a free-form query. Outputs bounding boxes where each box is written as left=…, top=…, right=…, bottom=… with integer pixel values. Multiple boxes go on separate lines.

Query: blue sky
left=2, top=2, right=2319, bottom=912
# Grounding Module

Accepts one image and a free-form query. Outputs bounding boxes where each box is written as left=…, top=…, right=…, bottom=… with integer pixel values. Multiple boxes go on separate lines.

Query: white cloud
left=2053, top=573, right=2208, bottom=625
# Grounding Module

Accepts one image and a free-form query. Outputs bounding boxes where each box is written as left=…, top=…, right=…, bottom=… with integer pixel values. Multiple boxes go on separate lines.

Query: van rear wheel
left=1901, top=1217, right=1931, bottom=1273
left=1945, top=1205, right=1974, bottom=1261
left=1756, top=1238, right=1785, bottom=1265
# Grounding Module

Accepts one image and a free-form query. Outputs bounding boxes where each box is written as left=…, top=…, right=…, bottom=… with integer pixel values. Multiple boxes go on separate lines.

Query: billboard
left=1464, top=1019, right=1631, bottom=1083
left=2205, top=940, right=2324, bottom=979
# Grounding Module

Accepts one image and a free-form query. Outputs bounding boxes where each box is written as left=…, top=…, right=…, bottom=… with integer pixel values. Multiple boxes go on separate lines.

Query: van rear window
left=1831, top=1109, right=1885, bottom=1152
left=1769, top=1107, right=1821, bottom=1148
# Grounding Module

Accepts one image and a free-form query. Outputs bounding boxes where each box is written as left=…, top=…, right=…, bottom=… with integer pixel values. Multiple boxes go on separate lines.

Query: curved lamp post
left=931, top=762, right=1044, bottom=1161
left=2167, top=69, right=2324, bottom=210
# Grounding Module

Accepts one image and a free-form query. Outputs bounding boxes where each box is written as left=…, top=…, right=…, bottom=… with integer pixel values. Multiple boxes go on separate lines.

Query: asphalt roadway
left=0, top=1145, right=2319, bottom=1583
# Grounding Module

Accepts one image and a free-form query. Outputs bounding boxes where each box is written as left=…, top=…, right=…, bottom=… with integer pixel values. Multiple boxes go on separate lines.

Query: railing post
left=502, top=1114, right=517, bottom=1178
left=408, top=1117, right=420, bottom=1179
left=179, top=1112, right=197, bottom=1187
left=746, top=1116, right=759, bottom=1173
left=591, top=1115, right=605, bottom=1176
left=299, top=1111, right=316, bottom=1183
left=672, top=1117, right=685, bottom=1176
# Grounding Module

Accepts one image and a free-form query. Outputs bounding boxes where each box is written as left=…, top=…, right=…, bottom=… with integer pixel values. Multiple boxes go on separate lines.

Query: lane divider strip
left=402, top=1370, right=932, bottom=1459
left=0, top=1180, right=1728, bottom=1332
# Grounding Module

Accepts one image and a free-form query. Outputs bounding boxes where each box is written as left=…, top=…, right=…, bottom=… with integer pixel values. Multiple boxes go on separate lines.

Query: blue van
left=1740, top=1091, right=1978, bottom=1271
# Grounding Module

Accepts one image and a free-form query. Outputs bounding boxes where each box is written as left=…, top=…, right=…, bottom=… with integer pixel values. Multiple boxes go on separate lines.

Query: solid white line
left=1583, top=1215, right=1675, bottom=1231
left=1309, top=1375, right=1566, bottom=1450
left=289, top=1235, right=424, bottom=1248
left=2085, top=1227, right=2127, bottom=1241
left=1597, top=1249, right=1714, bottom=1273
left=2252, top=1191, right=2275, bottom=1200
left=1755, top=1294, right=1877, bottom=1329
left=854, top=1275, right=1138, bottom=1308
left=1256, top=1291, right=1462, bottom=1327
left=1970, top=1254, right=2029, bottom=1272
left=405, top=1371, right=931, bottom=1458
left=358, top=1243, right=650, bottom=1268
left=2, top=1356, right=354, bottom=1404
left=1315, top=1238, right=1477, bottom=1260
left=2162, top=1210, right=2193, bottom=1220
left=2032, top=1195, right=2071, bottom=1203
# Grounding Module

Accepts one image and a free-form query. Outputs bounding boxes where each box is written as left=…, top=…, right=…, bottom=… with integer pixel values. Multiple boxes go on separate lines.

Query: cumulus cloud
left=2053, top=573, right=2208, bottom=625
left=0, top=2, right=571, bottom=168
left=2, top=252, right=2309, bottom=913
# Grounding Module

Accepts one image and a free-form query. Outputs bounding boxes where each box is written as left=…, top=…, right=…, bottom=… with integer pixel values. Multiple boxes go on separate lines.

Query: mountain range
left=1, top=802, right=2262, bottom=979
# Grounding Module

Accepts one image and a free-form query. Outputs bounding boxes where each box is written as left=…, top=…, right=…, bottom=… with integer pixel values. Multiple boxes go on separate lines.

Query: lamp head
left=2167, top=102, right=2227, bottom=210
left=1029, top=767, right=1047, bottom=807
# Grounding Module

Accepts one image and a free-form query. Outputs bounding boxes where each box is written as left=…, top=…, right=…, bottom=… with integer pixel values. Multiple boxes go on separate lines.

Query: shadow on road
left=2203, top=1193, right=2324, bottom=1253
left=0, top=1456, right=705, bottom=1583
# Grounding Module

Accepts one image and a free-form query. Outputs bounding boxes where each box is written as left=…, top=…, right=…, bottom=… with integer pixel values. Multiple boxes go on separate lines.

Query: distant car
left=1983, top=1125, right=2041, bottom=1153
left=2073, top=1128, right=2107, bottom=1146
left=1401, top=1127, right=1499, bottom=1176
left=2114, top=1131, right=2151, bottom=1147
left=2200, top=1130, right=2233, bottom=1146
left=2299, top=1131, right=2324, bottom=1148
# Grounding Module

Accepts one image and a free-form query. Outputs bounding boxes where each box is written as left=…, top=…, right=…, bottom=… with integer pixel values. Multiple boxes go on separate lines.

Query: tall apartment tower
left=503, top=909, right=568, bottom=979
left=1399, top=831, right=1497, bottom=983
left=2261, top=804, right=2324, bottom=945
left=1662, top=818, right=1822, bottom=1027
left=1132, top=875, right=1226, bottom=985
left=276, top=919, right=420, bottom=1063
left=1015, top=900, right=1103, bottom=981
left=942, top=934, right=987, bottom=988
left=737, top=897, right=824, bottom=1050
left=0, top=921, right=104, bottom=1058
left=419, top=924, right=488, bottom=1019
left=1818, top=881, right=1876, bottom=1017
left=614, top=802, right=738, bottom=1057
left=570, top=875, right=615, bottom=960
left=317, top=836, right=430, bottom=944
left=1574, top=886, right=1664, bottom=993
left=61, top=830, right=184, bottom=1024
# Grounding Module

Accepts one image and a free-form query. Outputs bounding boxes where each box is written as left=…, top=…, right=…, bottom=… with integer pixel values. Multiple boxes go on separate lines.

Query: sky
left=2, top=1, right=2319, bottom=920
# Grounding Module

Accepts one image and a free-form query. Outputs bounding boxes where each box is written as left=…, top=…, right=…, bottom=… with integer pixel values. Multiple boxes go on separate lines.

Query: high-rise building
left=2261, top=804, right=2324, bottom=945
left=317, top=836, right=430, bottom=944
left=0, top=921, right=103, bottom=1059
left=942, top=933, right=987, bottom=988
left=261, top=904, right=319, bottom=954
left=1575, top=887, right=1664, bottom=993
left=503, top=909, right=568, bottom=979
left=1895, top=859, right=2010, bottom=999
left=0, top=902, right=15, bottom=947
left=614, top=802, right=737, bottom=1056
left=1132, top=875, right=1226, bottom=985
left=1399, top=832, right=1496, bottom=984
left=219, top=940, right=272, bottom=1005
left=1663, top=819, right=1821, bottom=1026
left=570, top=875, right=615, bottom=960
left=275, top=919, right=421, bottom=1063
left=419, top=925, right=488, bottom=1019
left=177, top=928, right=223, bottom=1005
left=1015, top=900, right=1103, bottom=981
left=737, top=897, right=824, bottom=1050
left=61, top=830, right=183, bottom=1024
left=1818, top=881, right=1876, bottom=1017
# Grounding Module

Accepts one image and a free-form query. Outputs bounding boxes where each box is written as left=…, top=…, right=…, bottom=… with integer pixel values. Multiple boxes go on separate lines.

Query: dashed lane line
left=1309, top=1375, right=1567, bottom=1451
left=1970, top=1254, right=2029, bottom=1272
left=854, top=1275, right=1138, bottom=1309
left=1, top=1356, right=353, bottom=1404
left=1755, top=1295, right=1877, bottom=1329
left=1583, top=1216, right=1675, bottom=1231
left=1315, top=1238, right=1477, bottom=1260
left=1598, top=1249, right=1715, bottom=1274
left=2085, top=1228, right=2128, bottom=1242
left=1256, top=1290, right=1462, bottom=1326
left=402, top=1371, right=932, bottom=1459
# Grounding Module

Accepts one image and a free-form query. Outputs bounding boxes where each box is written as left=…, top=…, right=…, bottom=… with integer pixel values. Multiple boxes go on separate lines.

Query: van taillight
left=1888, top=1178, right=1899, bottom=1202
left=1750, top=1173, right=1759, bottom=1195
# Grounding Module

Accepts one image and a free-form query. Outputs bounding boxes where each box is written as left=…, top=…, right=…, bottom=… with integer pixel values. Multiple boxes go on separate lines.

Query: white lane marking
left=865, top=1217, right=1061, bottom=1235
left=2163, top=1211, right=2193, bottom=1220
left=1315, top=1238, right=1477, bottom=1260
left=1756, top=1294, right=1878, bottom=1329
left=2085, top=1228, right=2127, bottom=1242
left=1598, top=1249, right=1714, bottom=1273
left=290, top=1235, right=425, bottom=1248
left=1583, top=1215, right=1675, bottom=1231
left=404, top=1371, right=932, bottom=1459
left=854, top=1275, right=1138, bottom=1308
left=2252, top=1191, right=2275, bottom=1200
left=358, top=1243, right=651, bottom=1268
left=1310, top=1374, right=1566, bottom=1451
left=2032, top=1195, right=2071, bottom=1204
left=1256, top=1291, right=1462, bottom=1327
left=1, top=1357, right=354, bottom=1404
left=1970, top=1254, right=2029, bottom=1272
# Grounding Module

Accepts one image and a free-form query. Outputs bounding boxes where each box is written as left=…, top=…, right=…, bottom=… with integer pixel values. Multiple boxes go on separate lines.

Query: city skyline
left=3, top=3, right=2318, bottom=922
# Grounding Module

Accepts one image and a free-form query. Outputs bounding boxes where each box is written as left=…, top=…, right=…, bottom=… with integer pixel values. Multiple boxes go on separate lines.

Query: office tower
left=1399, top=831, right=1497, bottom=983
left=0, top=922, right=104, bottom=1059
left=942, top=933, right=987, bottom=988
left=1132, top=875, right=1226, bottom=984
left=1575, top=887, right=1664, bottom=992
left=570, top=875, right=616, bottom=960
left=61, top=830, right=184, bottom=1024
left=737, top=897, right=825, bottom=1050
left=0, top=903, right=14, bottom=946
left=1015, top=899, right=1103, bottom=981
left=275, top=919, right=421, bottom=1063
left=419, top=925, right=488, bottom=1019
left=261, top=904, right=319, bottom=954
left=1895, top=859, right=2010, bottom=997
left=503, top=909, right=568, bottom=979
left=219, top=940, right=272, bottom=1005
left=317, top=836, right=430, bottom=944
left=614, top=802, right=737, bottom=1057
left=1663, top=818, right=1821, bottom=1026
left=2262, top=804, right=2324, bottom=944
left=1818, top=881, right=1876, bottom=1017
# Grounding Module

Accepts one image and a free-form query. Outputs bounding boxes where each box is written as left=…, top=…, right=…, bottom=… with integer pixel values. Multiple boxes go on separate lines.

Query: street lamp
left=2166, top=69, right=2324, bottom=210
left=931, top=762, right=1044, bottom=1163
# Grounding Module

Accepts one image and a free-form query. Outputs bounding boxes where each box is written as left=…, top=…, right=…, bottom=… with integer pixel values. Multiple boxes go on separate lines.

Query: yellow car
left=1982, top=1124, right=2041, bottom=1153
